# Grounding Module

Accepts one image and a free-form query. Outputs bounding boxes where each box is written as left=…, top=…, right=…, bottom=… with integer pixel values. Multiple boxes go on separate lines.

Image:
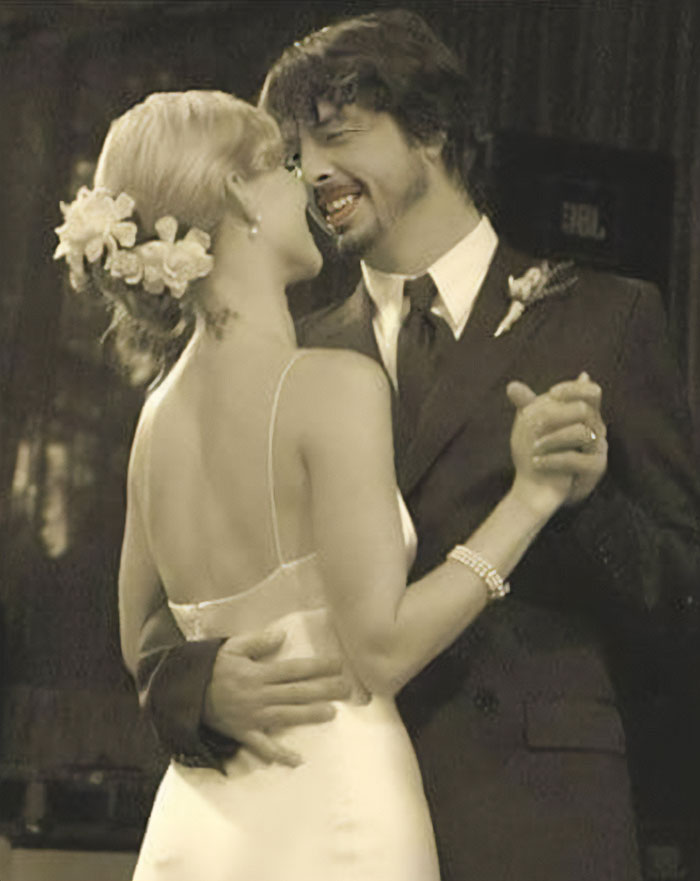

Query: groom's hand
left=203, top=629, right=351, bottom=766
left=531, top=372, right=608, bottom=504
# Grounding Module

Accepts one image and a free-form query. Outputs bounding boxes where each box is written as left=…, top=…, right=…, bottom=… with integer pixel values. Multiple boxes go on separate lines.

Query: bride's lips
left=315, top=184, right=363, bottom=231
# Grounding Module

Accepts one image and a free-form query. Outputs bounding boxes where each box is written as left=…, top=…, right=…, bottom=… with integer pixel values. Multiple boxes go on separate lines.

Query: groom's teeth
left=326, top=194, right=358, bottom=215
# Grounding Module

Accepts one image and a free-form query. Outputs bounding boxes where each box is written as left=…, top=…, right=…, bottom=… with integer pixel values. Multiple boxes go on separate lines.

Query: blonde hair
left=90, top=91, right=283, bottom=385
left=94, top=90, right=283, bottom=237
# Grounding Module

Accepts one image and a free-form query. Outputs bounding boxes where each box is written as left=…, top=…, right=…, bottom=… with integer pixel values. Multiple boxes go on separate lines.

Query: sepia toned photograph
left=0, top=2, right=698, bottom=879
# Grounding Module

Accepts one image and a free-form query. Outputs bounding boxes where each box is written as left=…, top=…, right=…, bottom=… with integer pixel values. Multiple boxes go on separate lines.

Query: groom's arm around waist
left=136, top=592, right=239, bottom=770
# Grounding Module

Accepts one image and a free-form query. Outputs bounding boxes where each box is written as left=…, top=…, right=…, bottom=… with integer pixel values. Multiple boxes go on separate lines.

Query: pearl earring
left=248, top=215, right=261, bottom=240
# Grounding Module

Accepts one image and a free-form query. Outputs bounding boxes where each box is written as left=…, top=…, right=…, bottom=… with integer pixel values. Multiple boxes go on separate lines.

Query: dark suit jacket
left=135, top=244, right=700, bottom=881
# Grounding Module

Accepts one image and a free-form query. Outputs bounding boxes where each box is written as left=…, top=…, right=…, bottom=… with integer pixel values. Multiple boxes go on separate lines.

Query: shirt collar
left=361, top=215, right=499, bottom=334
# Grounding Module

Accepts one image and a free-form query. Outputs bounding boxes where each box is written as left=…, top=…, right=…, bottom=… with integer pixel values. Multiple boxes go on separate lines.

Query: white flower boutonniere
left=494, top=259, right=578, bottom=338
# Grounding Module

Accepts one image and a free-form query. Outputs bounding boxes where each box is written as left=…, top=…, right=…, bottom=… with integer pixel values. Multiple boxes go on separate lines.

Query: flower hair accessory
left=54, top=187, right=213, bottom=299
left=122, top=216, right=214, bottom=298
left=494, top=259, right=578, bottom=338
left=54, top=187, right=137, bottom=290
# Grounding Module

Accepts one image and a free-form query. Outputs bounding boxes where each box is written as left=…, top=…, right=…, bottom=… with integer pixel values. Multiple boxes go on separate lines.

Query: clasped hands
left=203, top=372, right=607, bottom=765
left=508, top=371, right=608, bottom=510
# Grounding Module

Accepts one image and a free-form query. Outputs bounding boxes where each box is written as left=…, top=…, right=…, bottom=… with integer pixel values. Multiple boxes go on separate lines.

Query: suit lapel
left=300, top=281, right=400, bottom=426
left=304, top=281, right=382, bottom=364
left=398, top=244, right=546, bottom=495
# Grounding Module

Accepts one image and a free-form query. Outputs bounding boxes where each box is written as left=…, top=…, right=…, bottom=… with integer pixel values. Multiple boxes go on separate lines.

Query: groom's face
left=294, top=100, right=431, bottom=260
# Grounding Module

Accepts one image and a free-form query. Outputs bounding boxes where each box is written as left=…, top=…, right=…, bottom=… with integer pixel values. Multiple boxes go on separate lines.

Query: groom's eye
left=324, top=125, right=365, bottom=143
left=325, top=129, right=348, bottom=142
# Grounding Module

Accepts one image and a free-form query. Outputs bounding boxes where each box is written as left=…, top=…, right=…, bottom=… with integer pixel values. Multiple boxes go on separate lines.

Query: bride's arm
left=300, top=351, right=599, bottom=697
left=118, top=449, right=167, bottom=677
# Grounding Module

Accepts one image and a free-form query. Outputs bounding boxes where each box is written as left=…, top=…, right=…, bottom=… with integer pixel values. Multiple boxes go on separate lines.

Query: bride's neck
left=195, top=227, right=296, bottom=351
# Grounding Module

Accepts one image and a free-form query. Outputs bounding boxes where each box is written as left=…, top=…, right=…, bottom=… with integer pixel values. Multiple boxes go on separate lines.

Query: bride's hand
left=507, top=373, right=608, bottom=515
left=540, top=374, right=608, bottom=504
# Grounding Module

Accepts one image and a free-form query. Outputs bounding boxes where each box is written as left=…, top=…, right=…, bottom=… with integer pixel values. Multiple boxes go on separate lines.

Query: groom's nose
left=299, top=133, right=333, bottom=186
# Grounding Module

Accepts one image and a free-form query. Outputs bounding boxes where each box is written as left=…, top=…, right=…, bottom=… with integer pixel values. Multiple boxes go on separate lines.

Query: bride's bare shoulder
left=285, top=348, right=391, bottom=436
left=293, top=348, right=389, bottom=399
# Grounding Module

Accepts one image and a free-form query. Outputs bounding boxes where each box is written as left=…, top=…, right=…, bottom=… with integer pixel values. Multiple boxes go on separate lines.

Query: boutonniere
left=494, top=259, right=578, bottom=338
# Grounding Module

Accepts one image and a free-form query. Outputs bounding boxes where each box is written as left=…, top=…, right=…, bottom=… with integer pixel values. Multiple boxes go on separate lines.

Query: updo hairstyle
left=90, top=90, right=284, bottom=385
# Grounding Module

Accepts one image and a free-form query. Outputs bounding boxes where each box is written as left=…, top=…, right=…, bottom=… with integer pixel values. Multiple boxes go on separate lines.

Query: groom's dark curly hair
left=259, top=9, right=485, bottom=203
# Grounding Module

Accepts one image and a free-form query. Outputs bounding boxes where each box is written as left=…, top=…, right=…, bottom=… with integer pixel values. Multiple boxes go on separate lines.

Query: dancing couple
left=54, top=10, right=700, bottom=881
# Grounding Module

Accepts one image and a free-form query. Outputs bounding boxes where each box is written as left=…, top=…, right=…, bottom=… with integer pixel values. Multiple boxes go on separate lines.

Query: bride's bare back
left=129, top=327, right=315, bottom=606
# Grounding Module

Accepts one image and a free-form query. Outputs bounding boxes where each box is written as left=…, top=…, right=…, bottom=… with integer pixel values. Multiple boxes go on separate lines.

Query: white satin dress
left=132, top=352, right=440, bottom=881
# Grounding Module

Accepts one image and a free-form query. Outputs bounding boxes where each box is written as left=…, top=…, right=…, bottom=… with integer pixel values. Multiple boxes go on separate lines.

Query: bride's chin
left=289, top=251, right=324, bottom=284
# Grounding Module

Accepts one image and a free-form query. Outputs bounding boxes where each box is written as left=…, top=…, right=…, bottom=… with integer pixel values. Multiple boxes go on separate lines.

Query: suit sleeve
left=569, top=281, right=700, bottom=629
left=135, top=589, right=239, bottom=770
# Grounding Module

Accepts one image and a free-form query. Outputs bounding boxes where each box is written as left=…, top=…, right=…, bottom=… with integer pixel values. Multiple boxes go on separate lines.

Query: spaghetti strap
left=267, top=350, right=312, bottom=566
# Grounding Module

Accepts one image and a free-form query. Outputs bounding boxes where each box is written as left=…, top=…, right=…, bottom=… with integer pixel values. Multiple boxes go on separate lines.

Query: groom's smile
left=315, top=182, right=363, bottom=232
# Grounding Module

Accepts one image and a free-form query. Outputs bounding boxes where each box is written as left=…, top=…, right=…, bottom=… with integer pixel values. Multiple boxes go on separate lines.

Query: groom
left=133, top=11, right=700, bottom=880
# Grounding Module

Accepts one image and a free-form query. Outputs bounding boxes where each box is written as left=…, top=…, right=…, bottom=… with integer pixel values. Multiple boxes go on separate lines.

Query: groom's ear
left=224, top=171, right=257, bottom=227
left=421, top=129, right=447, bottom=164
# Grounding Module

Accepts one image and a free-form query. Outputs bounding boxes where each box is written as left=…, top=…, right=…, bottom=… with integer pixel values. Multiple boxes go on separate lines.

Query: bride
left=55, top=91, right=604, bottom=881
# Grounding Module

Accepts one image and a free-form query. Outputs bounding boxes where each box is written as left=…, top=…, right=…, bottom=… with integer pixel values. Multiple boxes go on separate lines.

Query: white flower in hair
left=53, top=187, right=137, bottom=290
left=109, top=248, right=143, bottom=285
left=55, top=187, right=214, bottom=300
left=131, top=216, right=214, bottom=298
left=160, top=218, right=214, bottom=298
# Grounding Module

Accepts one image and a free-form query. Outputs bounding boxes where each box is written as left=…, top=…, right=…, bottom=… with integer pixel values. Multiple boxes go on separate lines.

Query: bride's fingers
left=548, top=376, right=602, bottom=407
left=533, top=423, right=603, bottom=454
left=533, top=399, right=603, bottom=437
left=241, top=730, right=302, bottom=767
left=533, top=449, right=607, bottom=475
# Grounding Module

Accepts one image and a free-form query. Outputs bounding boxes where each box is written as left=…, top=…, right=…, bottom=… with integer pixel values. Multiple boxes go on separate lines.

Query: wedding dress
left=132, top=351, right=440, bottom=881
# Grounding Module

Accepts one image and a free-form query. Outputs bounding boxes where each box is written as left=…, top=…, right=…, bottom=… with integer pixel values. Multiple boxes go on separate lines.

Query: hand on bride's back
left=507, top=373, right=608, bottom=514
left=203, top=629, right=352, bottom=766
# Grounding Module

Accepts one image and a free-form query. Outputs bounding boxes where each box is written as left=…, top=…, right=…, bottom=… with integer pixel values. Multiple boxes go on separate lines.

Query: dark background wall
left=0, top=1, right=698, bottom=875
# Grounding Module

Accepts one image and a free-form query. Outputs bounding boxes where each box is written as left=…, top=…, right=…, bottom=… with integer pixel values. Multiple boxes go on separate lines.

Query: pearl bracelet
left=447, top=545, right=511, bottom=603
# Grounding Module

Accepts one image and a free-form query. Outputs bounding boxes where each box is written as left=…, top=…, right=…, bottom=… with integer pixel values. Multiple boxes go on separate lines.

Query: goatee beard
left=332, top=162, right=429, bottom=260
left=333, top=228, right=375, bottom=258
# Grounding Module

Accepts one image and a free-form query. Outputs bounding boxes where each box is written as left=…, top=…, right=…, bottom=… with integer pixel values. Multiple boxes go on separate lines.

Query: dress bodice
left=170, top=491, right=416, bottom=642
left=169, top=553, right=324, bottom=640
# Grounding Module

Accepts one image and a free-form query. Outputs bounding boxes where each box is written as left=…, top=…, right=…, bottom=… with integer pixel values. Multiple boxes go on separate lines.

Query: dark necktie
left=396, top=274, right=454, bottom=449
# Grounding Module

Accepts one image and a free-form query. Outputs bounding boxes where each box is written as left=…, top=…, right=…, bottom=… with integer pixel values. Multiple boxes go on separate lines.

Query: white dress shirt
left=361, top=215, right=499, bottom=386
